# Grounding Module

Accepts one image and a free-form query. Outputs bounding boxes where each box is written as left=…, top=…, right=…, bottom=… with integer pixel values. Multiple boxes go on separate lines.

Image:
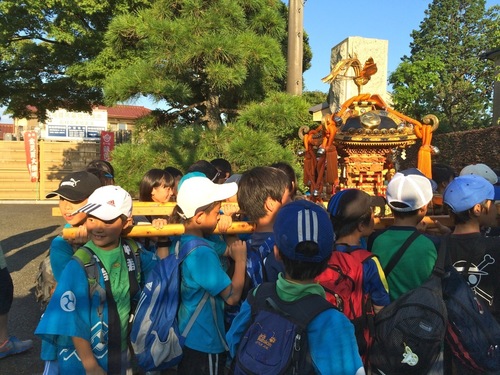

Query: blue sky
left=1, top=0, right=497, bottom=123
left=301, top=0, right=497, bottom=93
left=301, top=0, right=430, bottom=92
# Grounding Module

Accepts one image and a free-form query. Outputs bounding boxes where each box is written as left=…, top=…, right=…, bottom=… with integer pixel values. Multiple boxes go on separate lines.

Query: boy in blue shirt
left=227, top=200, right=365, bottom=375
left=237, top=166, right=291, bottom=287
left=40, top=170, right=102, bottom=374
left=174, top=174, right=247, bottom=375
left=36, top=185, right=157, bottom=374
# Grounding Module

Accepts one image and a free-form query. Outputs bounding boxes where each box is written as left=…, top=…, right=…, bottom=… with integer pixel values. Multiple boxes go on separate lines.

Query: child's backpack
left=72, top=239, right=141, bottom=375
left=130, top=238, right=225, bottom=371
left=34, top=238, right=140, bottom=310
left=34, top=254, right=57, bottom=310
left=314, top=246, right=375, bottom=361
left=370, top=232, right=448, bottom=375
left=232, top=282, right=333, bottom=375
left=442, top=248, right=500, bottom=372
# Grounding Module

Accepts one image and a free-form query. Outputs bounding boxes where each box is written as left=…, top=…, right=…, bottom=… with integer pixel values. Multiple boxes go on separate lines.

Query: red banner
left=23, top=131, right=38, bottom=182
left=100, top=131, right=115, bottom=161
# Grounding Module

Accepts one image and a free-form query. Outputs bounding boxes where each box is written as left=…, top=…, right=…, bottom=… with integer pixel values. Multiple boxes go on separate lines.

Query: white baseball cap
left=460, top=164, right=498, bottom=185
left=74, top=185, right=132, bottom=221
left=386, top=173, right=433, bottom=212
left=177, top=175, right=238, bottom=219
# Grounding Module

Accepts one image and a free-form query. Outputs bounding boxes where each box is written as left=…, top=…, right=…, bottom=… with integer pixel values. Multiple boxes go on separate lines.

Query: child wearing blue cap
left=443, top=174, right=500, bottom=318
left=443, top=174, right=500, bottom=373
left=227, top=200, right=365, bottom=374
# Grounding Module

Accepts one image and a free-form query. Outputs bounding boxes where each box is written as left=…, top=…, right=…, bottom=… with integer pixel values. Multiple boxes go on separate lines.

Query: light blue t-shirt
left=36, top=239, right=157, bottom=373
left=49, top=226, right=75, bottom=281
left=178, top=235, right=231, bottom=354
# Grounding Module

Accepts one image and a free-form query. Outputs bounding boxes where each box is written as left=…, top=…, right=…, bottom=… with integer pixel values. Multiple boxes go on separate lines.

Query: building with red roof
left=13, top=105, right=151, bottom=141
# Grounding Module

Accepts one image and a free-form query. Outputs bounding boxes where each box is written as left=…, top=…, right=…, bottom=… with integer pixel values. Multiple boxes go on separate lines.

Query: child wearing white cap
left=368, top=172, right=441, bottom=301
left=36, top=185, right=159, bottom=375
left=368, top=172, right=445, bottom=373
left=174, top=173, right=247, bottom=375
left=39, top=170, right=102, bottom=374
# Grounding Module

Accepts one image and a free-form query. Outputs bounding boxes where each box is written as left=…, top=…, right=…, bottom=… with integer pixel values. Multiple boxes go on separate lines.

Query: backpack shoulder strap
left=73, top=246, right=121, bottom=374
left=177, top=237, right=228, bottom=348
left=177, top=238, right=210, bottom=262
left=342, top=246, right=375, bottom=263
left=121, top=238, right=141, bottom=312
left=383, top=230, right=421, bottom=277
left=73, top=247, right=106, bottom=305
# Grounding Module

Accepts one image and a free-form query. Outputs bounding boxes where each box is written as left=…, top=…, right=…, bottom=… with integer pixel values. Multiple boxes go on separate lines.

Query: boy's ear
left=273, top=245, right=282, bottom=261
left=418, top=204, right=428, bottom=215
left=193, top=211, right=205, bottom=224
left=122, top=216, right=133, bottom=230
left=356, top=221, right=365, bottom=233
left=471, top=203, right=483, bottom=217
left=264, top=196, right=278, bottom=213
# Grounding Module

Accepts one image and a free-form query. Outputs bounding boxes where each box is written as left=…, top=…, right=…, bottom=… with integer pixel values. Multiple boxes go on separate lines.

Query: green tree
left=389, top=0, right=499, bottom=132
left=96, top=0, right=290, bottom=130
left=112, top=92, right=314, bottom=194
left=0, top=0, right=152, bottom=121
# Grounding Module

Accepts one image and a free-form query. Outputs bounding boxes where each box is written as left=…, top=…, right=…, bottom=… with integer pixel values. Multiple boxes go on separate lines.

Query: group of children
left=2, top=157, right=499, bottom=374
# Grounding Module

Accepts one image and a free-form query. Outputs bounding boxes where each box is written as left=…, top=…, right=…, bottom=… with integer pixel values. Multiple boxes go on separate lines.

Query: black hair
left=211, top=158, right=232, bottom=176
left=279, top=241, right=328, bottom=280
left=237, top=166, right=289, bottom=222
left=432, top=164, right=456, bottom=187
left=331, top=209, right=372, bottom=238
left=164, top=166, right=183, bottom=179
left=447, top=208, right=474, bottom=225
left=390, top=202, right=421, bottom=218
left=86, top=159, right=115, bottom=185
left=187, top=160, right=220, bottom=181
left=446, top=200, right=490, bottom=225
left=270, top=161, right=297, bottom=197
left=139, top=169, right=175, bottom=202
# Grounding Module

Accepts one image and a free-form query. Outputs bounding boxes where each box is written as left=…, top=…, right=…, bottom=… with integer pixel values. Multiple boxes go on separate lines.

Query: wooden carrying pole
left=61, top=215, right=454, bottom=240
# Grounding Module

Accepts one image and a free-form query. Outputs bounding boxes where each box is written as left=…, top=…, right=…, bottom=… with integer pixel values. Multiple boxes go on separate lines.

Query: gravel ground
left=0, top=202, right=63, bottom=375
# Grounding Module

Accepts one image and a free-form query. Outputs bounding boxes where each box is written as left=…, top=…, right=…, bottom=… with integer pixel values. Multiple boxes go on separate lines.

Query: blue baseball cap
left=274, top=200, right=334, bottom=263
left=443, top=175, right=494, bottom=213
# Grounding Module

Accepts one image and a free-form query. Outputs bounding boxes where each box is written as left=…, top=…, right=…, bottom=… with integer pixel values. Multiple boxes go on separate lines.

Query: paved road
left=0, top=203, right=63, bottom=375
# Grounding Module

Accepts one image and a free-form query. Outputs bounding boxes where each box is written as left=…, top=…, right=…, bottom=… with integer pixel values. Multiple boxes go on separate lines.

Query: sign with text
left=44, top=108, right=108, bottom=141
left=23, top=131, right=38, bottom=182
left=100, top=131, right=115, bottom=161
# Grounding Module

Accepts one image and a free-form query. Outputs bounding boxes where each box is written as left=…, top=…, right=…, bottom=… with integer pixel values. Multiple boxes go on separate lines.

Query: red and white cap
left=74, top=185, right=132, bottom=220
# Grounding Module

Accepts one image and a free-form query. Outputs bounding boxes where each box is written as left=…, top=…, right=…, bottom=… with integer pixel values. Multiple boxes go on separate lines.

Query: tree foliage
left=389, top=0, right=499, bottom=132
left=112, top=92, right=315, bottom=195
left=0, top=0, right=313, bottom=128
left=0, top=0, right=152, bottom=121
left=94, top=0, right=295, bottom=129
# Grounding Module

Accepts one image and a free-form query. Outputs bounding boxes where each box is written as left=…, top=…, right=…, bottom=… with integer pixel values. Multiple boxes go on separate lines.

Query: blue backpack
left=232, top=282, right=332, bottom=375
left=130, top=238, right=220, bottom=371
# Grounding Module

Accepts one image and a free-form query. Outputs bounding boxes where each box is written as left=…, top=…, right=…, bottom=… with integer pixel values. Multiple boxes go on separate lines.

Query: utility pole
left=286, top=0, right=303, bottom=95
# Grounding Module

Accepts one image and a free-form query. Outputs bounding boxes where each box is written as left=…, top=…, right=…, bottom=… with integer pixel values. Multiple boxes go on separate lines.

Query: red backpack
left=315, top=245, right=375, bottom=363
